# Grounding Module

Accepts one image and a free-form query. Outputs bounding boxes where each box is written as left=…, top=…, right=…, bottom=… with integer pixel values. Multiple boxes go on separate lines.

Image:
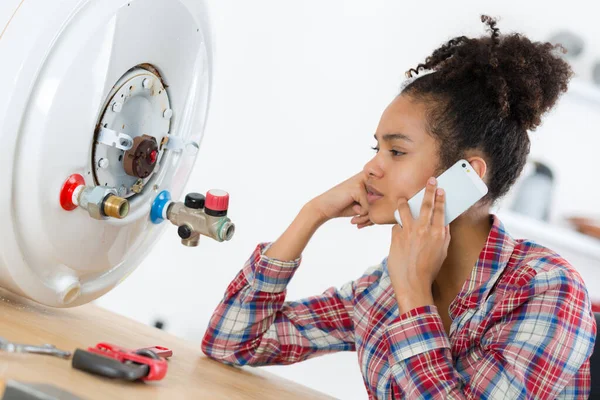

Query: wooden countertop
left=0, top=289, right=333, bottom=399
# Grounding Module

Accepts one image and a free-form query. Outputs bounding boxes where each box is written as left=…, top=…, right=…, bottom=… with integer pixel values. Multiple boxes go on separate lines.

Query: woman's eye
left=371, top=146, right=405, bottom=157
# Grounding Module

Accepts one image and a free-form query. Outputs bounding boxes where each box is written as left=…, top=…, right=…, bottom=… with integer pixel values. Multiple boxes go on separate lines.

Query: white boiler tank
left=0, top=0, right=214, bottom=307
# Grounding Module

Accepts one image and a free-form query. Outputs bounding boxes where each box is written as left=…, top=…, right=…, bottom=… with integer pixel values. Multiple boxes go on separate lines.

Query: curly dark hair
left=402, top=15, right=573, bottom=203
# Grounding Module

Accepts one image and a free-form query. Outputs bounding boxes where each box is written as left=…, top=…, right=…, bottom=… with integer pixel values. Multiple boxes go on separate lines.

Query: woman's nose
left=363, top=157, right=383, bottom=178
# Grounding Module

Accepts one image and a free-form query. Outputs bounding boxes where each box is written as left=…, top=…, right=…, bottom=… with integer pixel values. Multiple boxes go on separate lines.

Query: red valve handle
left=205, top=189, right=229, bottom=212
left=60, top=174, right=85, bottom=211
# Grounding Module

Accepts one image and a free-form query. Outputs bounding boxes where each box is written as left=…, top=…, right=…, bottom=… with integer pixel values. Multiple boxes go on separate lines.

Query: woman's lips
left=366, top=185, right=383, bottom=204
left=367, top=192, right=383, bottom=204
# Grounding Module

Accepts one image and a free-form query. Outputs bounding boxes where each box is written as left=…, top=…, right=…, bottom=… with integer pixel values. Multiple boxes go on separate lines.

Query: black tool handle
left=72, top=349, right=149, bottom=381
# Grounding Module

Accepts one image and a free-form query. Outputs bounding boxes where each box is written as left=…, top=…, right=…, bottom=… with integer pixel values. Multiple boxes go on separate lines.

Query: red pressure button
left=149, top=149, right=158, bottom=164
left=205, top=189, right=229, bottom=215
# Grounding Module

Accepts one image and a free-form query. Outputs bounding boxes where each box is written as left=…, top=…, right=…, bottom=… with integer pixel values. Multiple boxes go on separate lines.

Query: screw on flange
left=98, top=158, right=110, bottom=169
left=143, top=78, right=154, bottom=89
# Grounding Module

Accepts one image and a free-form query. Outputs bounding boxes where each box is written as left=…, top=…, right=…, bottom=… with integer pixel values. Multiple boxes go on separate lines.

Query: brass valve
left=151, top=190, right=234, bottom=247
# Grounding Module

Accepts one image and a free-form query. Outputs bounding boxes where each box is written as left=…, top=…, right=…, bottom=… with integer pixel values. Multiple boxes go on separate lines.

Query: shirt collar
left=448, top=214, right=517, bottom=321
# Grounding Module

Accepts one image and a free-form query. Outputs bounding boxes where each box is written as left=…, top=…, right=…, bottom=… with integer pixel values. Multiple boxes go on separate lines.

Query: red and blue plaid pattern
left=202, top=215, right=596, bottom=399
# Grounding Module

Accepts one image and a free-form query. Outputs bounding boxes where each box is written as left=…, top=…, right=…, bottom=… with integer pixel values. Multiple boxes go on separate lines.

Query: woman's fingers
left=418, top=177, right=438, bottom=225
left=340, top=203, right=368, bottom=218
left=354, top=188, right=370, bottom=216
left=351, top=214, right=371, bottom=225
left=397, top=198, right=412, bottom=229
left=432, top=188, right=446, bottom=228
left=357, top=221, right=374, bottom=229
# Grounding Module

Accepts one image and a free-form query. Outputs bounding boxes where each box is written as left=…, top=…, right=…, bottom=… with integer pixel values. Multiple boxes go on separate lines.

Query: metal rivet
left=112, top=102, right=123, bottom=113
left=98, top=158, right=110, bottom=169
left=163, top=109, right=173, bottom=119
left=143, top=78, right=153, bottom=89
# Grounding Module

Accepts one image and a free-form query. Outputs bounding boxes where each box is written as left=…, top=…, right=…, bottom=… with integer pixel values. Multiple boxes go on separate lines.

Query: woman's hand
left=387, top=177, right=451, bottom=312
left=307, top=172, right=374, bottom=229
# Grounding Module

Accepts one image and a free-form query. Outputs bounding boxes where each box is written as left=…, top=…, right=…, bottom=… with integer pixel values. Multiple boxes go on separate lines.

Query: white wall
left=95, top=1, right=600, bottom=398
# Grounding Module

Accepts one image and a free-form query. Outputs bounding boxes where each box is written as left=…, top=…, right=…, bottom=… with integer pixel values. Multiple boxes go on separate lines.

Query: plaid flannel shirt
left=202, top=215, right=596, bottom=399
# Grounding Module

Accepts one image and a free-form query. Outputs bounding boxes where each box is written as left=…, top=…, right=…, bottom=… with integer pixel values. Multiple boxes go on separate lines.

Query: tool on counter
left=71, top=343, right=172, bottom=382
left=1, top=380, right=84, bottom=400
left=135, top=345, right=173, bottom=358
left=0, top=337, right=71, bottom=359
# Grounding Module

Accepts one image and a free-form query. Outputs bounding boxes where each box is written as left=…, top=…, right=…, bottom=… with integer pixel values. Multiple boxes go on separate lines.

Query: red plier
left=92, top=343, right=173, bottom=358
left=72, top=342, right=173, bottom=381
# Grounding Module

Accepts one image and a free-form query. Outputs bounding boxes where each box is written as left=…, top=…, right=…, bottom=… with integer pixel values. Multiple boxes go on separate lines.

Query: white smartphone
left=394, top=159, right=488, bottom=227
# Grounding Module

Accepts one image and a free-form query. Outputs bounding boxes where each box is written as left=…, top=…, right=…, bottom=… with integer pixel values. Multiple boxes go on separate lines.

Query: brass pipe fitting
left=78, top=186, right=130, bottom=220
left=103, top=195, right=130, bottom=219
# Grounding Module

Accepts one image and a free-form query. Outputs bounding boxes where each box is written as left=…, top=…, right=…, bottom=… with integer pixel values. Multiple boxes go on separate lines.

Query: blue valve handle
left=150, top=190, right=172, bottom=224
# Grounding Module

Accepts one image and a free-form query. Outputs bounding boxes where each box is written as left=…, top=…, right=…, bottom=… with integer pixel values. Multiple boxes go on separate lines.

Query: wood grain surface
left=0, top=288, right=333, bottom=399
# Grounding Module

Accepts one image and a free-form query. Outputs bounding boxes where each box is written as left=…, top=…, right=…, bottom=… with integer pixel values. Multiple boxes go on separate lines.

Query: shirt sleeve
left=383, top=266, right=597, bottom=399
left=201, top=242, right=360, bottom=366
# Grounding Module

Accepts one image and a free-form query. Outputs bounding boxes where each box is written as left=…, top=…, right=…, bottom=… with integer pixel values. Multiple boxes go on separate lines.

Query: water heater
left=0, top=0, right=221, bottom=307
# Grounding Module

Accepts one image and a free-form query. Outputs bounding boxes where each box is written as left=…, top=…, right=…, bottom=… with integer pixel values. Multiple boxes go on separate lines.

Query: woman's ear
left=466, top=157, right=487, bottom=180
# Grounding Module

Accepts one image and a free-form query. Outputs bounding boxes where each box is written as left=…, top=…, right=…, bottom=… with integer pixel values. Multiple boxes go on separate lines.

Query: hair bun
left=482, top=16, right=572, bottom=130
left=406, top=15, right=573, bottom=131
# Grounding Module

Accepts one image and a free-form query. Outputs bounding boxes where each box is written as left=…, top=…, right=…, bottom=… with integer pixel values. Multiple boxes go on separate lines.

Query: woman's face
left=363, top=94, right=442, bottom=225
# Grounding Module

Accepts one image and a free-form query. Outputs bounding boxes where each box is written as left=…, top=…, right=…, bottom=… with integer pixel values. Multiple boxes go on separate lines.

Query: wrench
left=0, top=336, right=71, bottom=359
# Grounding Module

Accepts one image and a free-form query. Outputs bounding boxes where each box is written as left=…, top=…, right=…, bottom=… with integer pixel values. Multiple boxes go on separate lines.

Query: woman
left=201, top=16, right=596, bottom=399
